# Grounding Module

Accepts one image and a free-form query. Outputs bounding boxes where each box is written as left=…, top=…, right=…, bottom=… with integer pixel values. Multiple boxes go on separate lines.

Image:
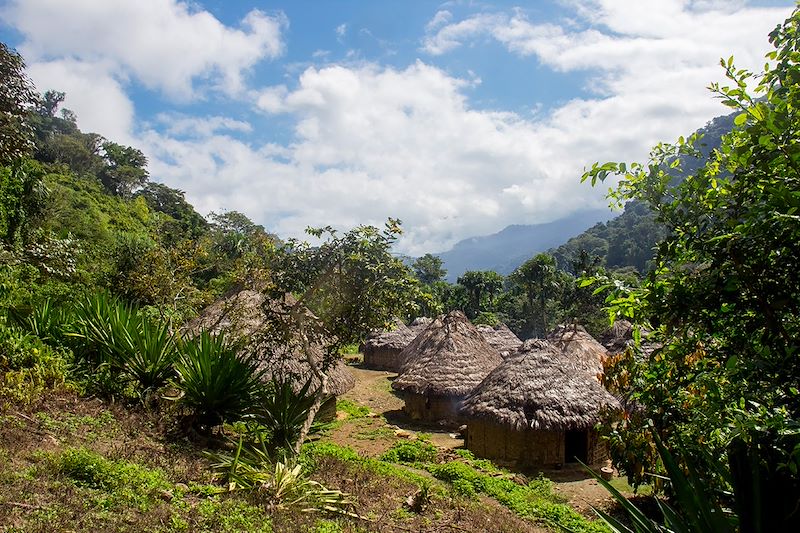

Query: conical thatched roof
left=546, top=324, right=608, bottom=379
left=408, top=316, right=432, bottom=335
left=476, top=323, right=523, bottom=358
left=184, top=289, right=355, bottom=396
left=363, top=320, right=416, bottom=355
left=598, top=320, right=634, bottom=354
left=392, top=311, right=503, bottom=397
left=462, top=339, right=621, bottom=431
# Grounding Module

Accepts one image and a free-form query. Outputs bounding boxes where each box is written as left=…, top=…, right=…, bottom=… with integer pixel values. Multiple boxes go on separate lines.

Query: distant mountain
left=437, top=111, right=737, bottom=281
left=437, top=208, right=615, bottom=281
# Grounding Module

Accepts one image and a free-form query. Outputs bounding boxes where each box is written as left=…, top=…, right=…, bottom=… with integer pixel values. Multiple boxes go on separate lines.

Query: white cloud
left=336, top=23, right=348, bottom=41
left=146, top=61, right=611, bottom=255
left=26, top=59, right=135, bottom=145
left=3, top=0, right=287, bottom=100
left=156, top=115, right=253, bottom=137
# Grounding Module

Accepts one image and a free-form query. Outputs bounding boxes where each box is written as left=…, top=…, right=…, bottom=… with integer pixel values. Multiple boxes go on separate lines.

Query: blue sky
left=1, top=0, right=795, bottom=254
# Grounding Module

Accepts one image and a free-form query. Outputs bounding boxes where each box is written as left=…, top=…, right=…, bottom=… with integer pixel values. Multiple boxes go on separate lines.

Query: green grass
left=380, top=439, right=438, bottom=464
left=426, top=460, right=609, bottom=533
left=301, top=441, right=435, bottom=489
left=336, top=399, right=371, bottom=419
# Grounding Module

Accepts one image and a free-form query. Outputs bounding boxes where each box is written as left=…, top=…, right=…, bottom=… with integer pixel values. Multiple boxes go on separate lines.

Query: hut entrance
left=564, top=430, right=588, bottom=463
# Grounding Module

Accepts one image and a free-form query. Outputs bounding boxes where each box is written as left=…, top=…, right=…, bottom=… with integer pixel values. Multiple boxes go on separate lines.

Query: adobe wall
left=362, top=346, right=402, bottom=371
left=402, top=392, right=463, bottom=424
left=466, top=420, right=610, bottom=468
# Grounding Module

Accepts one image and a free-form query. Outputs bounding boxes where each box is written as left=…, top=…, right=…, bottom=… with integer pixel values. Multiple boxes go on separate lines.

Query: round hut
left=408, top=316, right=432, bottom=335
left=546, top=324, right=609, bottom=380
left=362, top=319, right=418, bottom=371
left=462, top=339, right=622, bottom=468
left=184, top=289, right=355, bottom=421
left=476, top=323, right=523, bottom=358
left=392, top=311, right=503, bottom=424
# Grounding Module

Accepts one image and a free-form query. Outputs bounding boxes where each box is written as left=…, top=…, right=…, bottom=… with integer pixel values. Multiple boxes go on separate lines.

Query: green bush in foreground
left=427, top=461, right=609, bottom=533
left=0, top=323, right=70, bottom=405
left=54, top=447, right=171, bottom=511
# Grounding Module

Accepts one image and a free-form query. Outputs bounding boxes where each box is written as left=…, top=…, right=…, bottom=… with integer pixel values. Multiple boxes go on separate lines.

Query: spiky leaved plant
left=172, top=331, right=265, bottom=430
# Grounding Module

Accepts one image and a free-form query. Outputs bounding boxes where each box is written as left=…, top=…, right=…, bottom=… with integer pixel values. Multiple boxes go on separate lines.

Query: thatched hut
left=362, top=319, right=418, bottom=371
left=392, top=311, right=503, bottom=424
left=462, top=339, right=621, bottom=468
left=546, top=324, right=608, bottom=380
left=476, top=323, right=523, bottom=358
left=184, top=289, right=355, bottom=421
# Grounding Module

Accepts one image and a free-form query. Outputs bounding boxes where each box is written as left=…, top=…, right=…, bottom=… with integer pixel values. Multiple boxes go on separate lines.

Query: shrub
left=380, top=439, right=438, bottom=464
left=0, top=323, right=70, bottom=405
left=54, top=447, right=171, bottom=511
left=252, top=378, right=315, bottom=450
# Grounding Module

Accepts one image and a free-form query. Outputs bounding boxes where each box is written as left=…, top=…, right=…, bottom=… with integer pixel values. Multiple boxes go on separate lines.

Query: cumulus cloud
left=26, top=59, right=135, bottom=145
left=3, top=0, right=287, bottom=100
left=150, top=61, right=615, bottom=255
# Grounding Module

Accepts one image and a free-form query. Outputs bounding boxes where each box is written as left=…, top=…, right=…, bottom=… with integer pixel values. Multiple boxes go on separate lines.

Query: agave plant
left=252, top=377, right=316, bottom=450
left=207, top=437, right=355, bottom=515
left=111, top=314, right=177, bottom=397
left=70, top=291, right=138, bottom=367
left=173, top=331, right=266, bottom=429
left=9, top=299, right=73, bottom=345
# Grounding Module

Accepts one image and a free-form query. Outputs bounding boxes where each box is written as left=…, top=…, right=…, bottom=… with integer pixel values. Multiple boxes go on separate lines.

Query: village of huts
left=362, top=311, right=624, bottom=469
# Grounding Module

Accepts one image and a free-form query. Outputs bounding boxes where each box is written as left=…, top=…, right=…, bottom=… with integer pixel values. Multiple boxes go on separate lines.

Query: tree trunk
left=291, top=310, right=330, bottom=456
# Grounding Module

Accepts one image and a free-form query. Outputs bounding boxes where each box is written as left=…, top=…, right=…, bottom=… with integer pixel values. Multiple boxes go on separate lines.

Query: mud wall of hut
left=362, top=346, right=402, bottom=371
left=586, top=430, right=609, bottom=465
left=402, top=393, right=462, bottom=423
left=466, top=420, right=609, bottom=467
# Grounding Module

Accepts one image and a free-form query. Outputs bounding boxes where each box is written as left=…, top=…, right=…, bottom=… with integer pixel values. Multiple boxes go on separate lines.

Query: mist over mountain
left=436, top=208, right=614, bottom=281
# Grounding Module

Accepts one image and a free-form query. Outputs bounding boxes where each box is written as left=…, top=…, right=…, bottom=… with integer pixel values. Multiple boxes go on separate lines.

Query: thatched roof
left=546, top=324, right=608, bottom=379
left=408, top=316, right=432, bottom=335
left=363, top=320, right=417, bottom=355
left=392, top=311, right=503, bottom=397
left=598, top=320, right=633, bottom=354
left=476, top=323, right=523, bottom=358
left=462, top=339, right=622, bottom=431
left=184, top=289, right=355, bottom=396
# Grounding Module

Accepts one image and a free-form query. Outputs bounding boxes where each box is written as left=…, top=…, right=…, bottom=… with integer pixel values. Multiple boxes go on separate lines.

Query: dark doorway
left=565, top=430, right=588, bottom=463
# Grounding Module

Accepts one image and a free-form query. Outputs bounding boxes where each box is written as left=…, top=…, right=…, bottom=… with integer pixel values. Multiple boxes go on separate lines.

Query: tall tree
left=261, top=219, right=421, bottom=453
left=510, top=253, right=561, bottom=336
left=99, top=141, right=149, bottom=197
left=0, top=42, right=36, bottom=164
left=584, top=8, right=800, bottom=526
left=456, top=270, right=503, bottom=318
left=412, top=253, right=447, bottom=284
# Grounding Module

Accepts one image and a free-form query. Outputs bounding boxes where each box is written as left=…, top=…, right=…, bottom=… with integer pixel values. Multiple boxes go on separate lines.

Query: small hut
left=392, top=311, right=503, bottom=424
left=476, top=323, right=523, bottom=358
left=546, top=324, right=609, bottom=380
left=462, top=339, right=621, bottom=468
left=362, top=320, right=418, bottom=371
left=184, top=289, right=355, bottom=421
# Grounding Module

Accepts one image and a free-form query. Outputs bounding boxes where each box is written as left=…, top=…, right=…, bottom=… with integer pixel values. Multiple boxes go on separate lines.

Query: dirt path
left=329, top=364, right=622, bottom=519
left=333, top=365, right=466, bottom=453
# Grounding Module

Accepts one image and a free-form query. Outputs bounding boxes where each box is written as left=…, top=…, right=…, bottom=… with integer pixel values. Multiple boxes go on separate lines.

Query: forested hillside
left=550, top=112, right=735, bottom=272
